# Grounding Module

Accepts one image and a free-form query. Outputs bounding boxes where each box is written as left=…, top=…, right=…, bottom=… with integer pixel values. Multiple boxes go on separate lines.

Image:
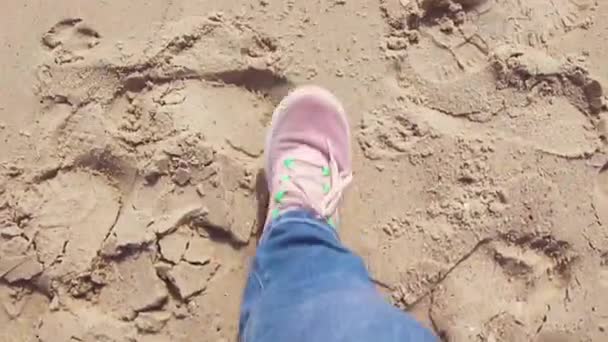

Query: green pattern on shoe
left=322, top=166, right=330, bottom=177
left=284, top=158, right=295, bottom=169
left=323, top=183, right=331, bottom=194
left=274, top=190, right=286, bottom=203
left=271, top=208, right=280, bottom=219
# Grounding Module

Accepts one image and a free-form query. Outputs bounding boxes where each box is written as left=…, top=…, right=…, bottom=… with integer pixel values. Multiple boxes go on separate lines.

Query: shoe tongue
left=272, top=145, right=331, bottom=214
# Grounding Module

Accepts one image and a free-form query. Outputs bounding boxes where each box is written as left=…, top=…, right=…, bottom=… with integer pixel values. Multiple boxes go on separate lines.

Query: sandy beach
left=1, top=0, right=607, bottom=341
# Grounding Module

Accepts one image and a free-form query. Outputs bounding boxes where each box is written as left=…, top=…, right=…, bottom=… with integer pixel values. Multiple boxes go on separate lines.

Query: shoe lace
left=273, top=140, right=352, bottom=224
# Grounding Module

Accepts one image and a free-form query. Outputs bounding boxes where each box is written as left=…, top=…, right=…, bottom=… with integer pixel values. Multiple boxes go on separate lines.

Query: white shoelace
left=276, top=140, right=352, bottom=222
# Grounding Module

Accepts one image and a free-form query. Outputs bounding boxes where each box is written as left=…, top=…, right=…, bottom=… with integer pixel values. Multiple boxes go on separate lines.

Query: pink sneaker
left=264, top=86, right=353, bottom=230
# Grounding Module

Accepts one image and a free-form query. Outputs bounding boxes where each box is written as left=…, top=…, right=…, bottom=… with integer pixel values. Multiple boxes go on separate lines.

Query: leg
left=240, top=86, right=436, bottom=341
left=239, top=210, right=437, bottom=342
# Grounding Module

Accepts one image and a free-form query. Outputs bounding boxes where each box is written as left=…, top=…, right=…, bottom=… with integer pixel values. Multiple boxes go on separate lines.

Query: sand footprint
left=390, top=40, right=602, bottom=158
left=407, top=31, right=488, bottom=84
left=430, top=232, right=576, bottom=341
left=115, top=16, right=288, bottom=157
left=397, top=0, right=596, bottom=85
left=41, top=18, right=101, bottom=64
left=14, top=170, right=121, bottom=278
left=399, top=0, right=491, bottom=85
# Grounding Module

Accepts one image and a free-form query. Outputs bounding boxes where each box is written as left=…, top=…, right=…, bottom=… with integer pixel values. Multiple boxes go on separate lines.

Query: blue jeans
left=239, top=210, right=437, bottom=342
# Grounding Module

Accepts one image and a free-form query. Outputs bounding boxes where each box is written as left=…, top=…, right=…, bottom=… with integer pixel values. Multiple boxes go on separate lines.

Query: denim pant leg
left=239, top=210, right=437, bottom=342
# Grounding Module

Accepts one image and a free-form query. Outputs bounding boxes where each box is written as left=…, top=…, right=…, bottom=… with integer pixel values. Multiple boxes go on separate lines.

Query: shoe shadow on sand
left=254, top=168, right=270, bottom=244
